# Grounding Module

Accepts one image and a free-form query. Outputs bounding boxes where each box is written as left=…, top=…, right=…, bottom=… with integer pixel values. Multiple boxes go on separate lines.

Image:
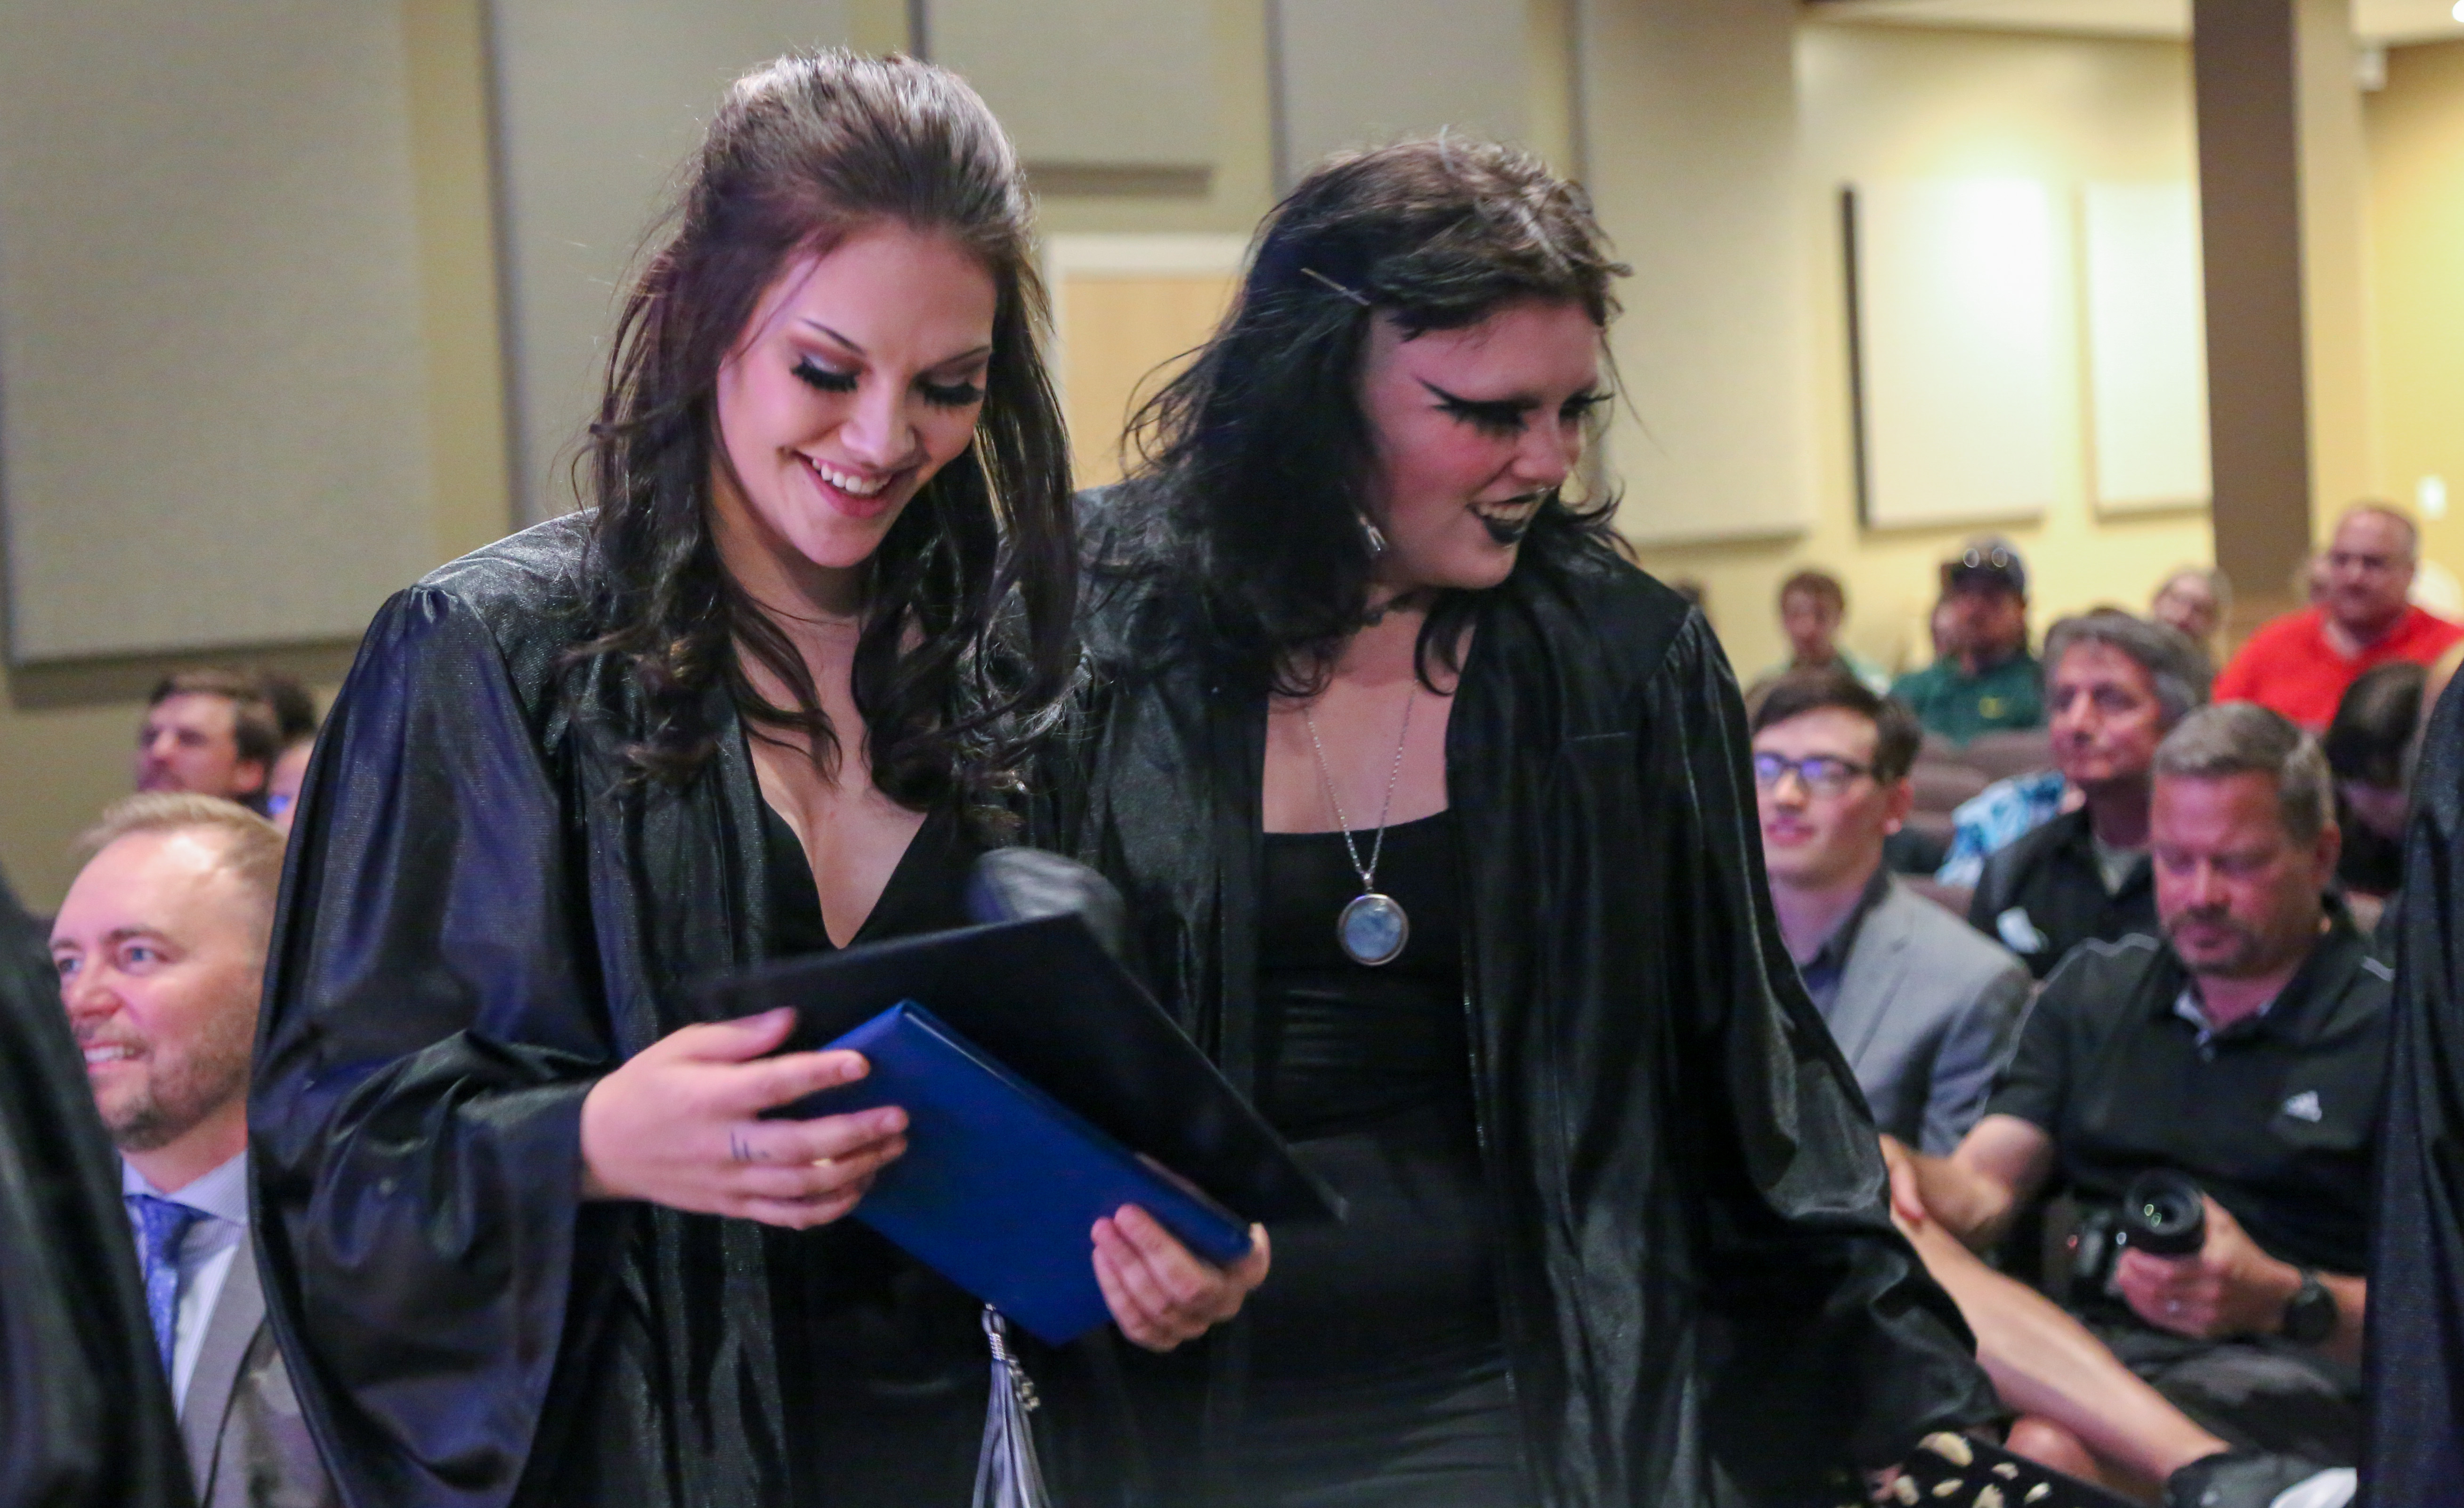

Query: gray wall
left=0, top=0, right=440, bottom=662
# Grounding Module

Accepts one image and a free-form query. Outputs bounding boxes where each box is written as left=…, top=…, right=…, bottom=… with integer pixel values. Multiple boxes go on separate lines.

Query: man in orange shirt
left=2213, top=504, right=2463, bottom=729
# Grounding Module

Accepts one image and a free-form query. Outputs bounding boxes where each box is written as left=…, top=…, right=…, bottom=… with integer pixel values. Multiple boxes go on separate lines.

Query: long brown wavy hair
left=573, top=50, right=1076, bottom=822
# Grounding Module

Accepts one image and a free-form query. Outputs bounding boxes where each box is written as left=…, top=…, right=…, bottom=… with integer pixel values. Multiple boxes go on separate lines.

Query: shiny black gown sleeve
left=250, top=583, right=615, bottom=1508
left=2366, top=671, right=2464, bottom=1504
left=0, top=871, right=195, bottom=1508
left=1644, top=612, right=1994, bottom=1479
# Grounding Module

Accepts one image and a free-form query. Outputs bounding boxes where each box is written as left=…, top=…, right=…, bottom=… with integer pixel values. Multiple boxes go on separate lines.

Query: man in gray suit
left=1751, top=667, right=2031, bottom=1153
left=50, top=793, right=336, bottom=1508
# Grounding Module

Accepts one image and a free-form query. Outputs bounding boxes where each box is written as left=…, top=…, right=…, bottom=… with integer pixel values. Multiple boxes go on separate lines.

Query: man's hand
left=2115, top=1195, right=2302, bottom=1340
left=1878, top=1134, right=1930, bottom=1228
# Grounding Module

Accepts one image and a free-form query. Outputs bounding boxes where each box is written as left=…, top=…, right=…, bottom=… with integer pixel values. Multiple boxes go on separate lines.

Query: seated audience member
left=255, top=672, right=317, bottom=750
left=2322, top=661, right=2426, bottom=902
left=2150, top=567, right=2229, bottom=663
left=1751, top=669, right=2032, bottom=1151
left=1937, top=767, right=2073, bottom=888
left=0, top=857, right=192, bottom=1508
left=1890, top=705, right=2380, bottom=1504
left=1761, top=568, right=1891, bottom=694
left=2213, top=504, right=2463, bottom=730
left=1971, top=611, right=2211, bottom=979
left=136, top=670, right=280, bottom=813
left=264, top=737, right=313, bottom=838
left=50, top=795, right=337, bottom=1507
left=1893, top=537, right=2045, bottom=744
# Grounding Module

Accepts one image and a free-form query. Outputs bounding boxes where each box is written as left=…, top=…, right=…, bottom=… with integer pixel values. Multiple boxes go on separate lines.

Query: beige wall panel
left=1273, top=0, right=1530, bottom=183
left=1581, top=0, right=1817, bottom=547
left=928, top=0, right=1215, bottom=171
left=2083, top=181, right=2211, bottom=513
left=1628, top=24, right=2212, bottom=679
left=0, top=0, right=439, bottom=662
left=488, top=0, right=849, bottom=522
left=2367, top=41, right=2464, bottom=567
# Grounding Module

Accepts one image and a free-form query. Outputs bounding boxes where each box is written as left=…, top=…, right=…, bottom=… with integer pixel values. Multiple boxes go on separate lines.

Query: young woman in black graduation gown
left=1049, top=139, right=1999, bottom=1505
left=248, top=52, right=1262, bottom=1508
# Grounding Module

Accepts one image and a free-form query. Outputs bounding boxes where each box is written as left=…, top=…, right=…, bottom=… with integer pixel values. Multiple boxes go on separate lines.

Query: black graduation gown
left=0, top=867, right=195, bottom=1508
left=2366, top=670, right=2464, bottom=1504
left=1043, top=520, right=2000, bottom=1506
left=248, top=515, right=1131, bottom=1508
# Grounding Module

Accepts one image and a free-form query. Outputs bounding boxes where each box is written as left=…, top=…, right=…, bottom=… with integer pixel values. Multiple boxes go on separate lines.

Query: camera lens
left=2120, top=1170, right=2206, bottom=1257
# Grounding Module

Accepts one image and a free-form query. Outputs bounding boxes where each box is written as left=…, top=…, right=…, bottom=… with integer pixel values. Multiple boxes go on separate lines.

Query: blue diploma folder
left=810, top=1000, right=1253, bottom=1344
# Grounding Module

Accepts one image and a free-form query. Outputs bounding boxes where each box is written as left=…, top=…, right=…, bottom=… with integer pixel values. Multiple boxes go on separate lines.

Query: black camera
left=2068, top=1170, right=2208, bottom=1303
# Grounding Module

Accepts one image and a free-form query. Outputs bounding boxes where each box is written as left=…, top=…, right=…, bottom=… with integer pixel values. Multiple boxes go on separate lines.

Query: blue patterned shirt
left=1935, top=767, right=2069, bottom=887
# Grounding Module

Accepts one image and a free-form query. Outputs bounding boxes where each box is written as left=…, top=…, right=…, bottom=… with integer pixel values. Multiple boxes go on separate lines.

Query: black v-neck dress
left=757, top=800, right=998, bottom=1499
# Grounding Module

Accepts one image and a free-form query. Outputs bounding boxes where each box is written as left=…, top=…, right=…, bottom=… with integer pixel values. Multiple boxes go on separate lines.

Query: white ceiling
left=1807, top=0, right=2464, bottom=47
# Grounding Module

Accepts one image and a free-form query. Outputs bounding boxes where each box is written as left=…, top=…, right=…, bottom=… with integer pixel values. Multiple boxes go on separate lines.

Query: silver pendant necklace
left=1299, top=685, right=1416, bottom=967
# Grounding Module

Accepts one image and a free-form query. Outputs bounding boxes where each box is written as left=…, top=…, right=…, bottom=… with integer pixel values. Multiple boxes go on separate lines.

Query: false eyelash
left=1434, top=394, right=1529, bottom=433
left=792, top=356, right=857, bottom=393
left=1561, top=390, right=1611, bottom=417
left=920, top=380, right=985, bottom=409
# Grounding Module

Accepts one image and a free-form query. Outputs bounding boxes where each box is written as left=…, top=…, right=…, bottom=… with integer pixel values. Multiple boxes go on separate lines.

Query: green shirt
left=1890, top=652, right=2044, bottom=745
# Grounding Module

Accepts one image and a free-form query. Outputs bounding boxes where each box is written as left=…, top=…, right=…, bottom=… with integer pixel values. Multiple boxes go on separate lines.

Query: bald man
left=2214, top=505, right=2464, bottom=730
left=52, top=794, right=336, bottom=1508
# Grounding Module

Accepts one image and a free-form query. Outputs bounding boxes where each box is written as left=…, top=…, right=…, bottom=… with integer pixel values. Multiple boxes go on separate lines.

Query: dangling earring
left=1359, top=516, right=1388, bottom=558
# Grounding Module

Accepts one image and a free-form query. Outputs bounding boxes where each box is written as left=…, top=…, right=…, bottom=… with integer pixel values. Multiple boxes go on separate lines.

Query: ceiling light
left=2455, top=0, right=2464, bottom=22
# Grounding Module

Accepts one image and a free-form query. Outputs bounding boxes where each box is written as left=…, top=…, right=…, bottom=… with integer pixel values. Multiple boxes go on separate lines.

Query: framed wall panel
left=1846, top=178, right=2063, bottom=529
left=926, top=0, right=1214, bottom=173
left=488, top=0, right=848, bottom=523
left=1271, top=0, right=1529, bottom=187
left=2083, top=181, right=2210, bottom=512
left=0, top=0, right=439, bottom=662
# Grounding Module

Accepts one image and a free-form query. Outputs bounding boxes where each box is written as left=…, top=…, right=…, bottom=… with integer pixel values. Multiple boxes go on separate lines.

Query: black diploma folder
left=700, top=913, right=1341, bottom=1343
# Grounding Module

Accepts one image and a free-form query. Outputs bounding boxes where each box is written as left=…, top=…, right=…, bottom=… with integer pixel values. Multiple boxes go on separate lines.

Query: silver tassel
left=972, top=1307, right=1053, bottom=1508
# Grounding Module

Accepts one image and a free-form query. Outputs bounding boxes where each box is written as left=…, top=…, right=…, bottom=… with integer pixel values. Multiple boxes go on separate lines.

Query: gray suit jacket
left=182, top=1235, right=338, bottom=1508
left=1822, top=876, right=2034, bottom=1155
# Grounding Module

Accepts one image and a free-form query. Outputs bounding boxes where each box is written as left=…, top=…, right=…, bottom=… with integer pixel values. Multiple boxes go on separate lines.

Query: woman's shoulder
left=357, top=513, right=602, bottom=702
left=1506, top=538, right=1703, bottom=679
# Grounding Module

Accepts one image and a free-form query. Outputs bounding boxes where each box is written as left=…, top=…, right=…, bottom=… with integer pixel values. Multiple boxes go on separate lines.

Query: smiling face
left=711, top=222, right=998, bottom=603
left=51, top=830, right=267, bottom=1158
left=1752, top=707, right=1911, bottom=892
left=1354, top=298, right=1605, bottom=596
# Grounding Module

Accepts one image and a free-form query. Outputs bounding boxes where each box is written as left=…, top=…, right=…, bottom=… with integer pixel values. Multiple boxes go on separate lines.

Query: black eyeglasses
left=1751, top=752, right=1876, bottom=798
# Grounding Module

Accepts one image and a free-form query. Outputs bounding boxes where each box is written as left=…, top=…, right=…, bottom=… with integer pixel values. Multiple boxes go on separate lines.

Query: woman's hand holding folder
left=1093, top=1205, right=1273, bottom=1352
left=579, top=1006, right=911, bottom=1227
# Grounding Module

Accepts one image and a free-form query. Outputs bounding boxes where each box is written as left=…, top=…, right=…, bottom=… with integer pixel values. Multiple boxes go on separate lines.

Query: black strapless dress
left=1237, top=812, right=1528, bottom=1506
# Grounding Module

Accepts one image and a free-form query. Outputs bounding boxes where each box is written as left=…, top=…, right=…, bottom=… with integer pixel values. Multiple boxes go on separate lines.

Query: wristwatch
left=2281, top=1269, right=2338, bottom=1345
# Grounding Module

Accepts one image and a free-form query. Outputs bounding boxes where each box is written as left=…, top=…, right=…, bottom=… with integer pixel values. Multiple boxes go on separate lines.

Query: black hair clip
left=1299, top=266, right=1372, bottom=308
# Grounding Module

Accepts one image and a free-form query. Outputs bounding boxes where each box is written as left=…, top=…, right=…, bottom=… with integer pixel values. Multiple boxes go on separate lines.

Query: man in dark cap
left=1894, top=536, right=2046, bottom=745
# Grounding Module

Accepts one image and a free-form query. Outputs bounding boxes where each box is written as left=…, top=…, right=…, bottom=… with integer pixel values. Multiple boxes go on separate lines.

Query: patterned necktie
left=125, top=1192, right=205, bottom=1380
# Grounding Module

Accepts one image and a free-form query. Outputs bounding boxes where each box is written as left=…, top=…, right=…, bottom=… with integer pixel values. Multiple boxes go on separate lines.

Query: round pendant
left=1337, top=892, right=1410, bottom=967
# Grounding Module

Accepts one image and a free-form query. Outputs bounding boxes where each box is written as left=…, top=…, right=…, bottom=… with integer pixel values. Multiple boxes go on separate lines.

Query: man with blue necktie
left=50, top=793, right=334, bottom=1508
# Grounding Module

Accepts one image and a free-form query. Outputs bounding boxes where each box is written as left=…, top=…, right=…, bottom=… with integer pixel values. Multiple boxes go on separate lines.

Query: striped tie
left=125, top=1192, right=203, bottom=1380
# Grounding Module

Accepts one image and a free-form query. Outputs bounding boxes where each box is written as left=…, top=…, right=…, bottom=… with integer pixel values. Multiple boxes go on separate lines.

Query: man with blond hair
left=51, top=794, right=334, bottom=1508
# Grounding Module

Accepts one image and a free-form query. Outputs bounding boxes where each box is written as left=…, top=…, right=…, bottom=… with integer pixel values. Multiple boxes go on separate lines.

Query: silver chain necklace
left=1299, top=685, right=1416, bottom=966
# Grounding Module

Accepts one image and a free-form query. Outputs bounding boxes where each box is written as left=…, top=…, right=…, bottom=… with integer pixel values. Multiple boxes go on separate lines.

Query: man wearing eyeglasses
left=1893, top=537, right=2045, bottom=746
left=1750, top=667, right=2031, bottom=1153
left=2213, top=504, right=2462, bottom=731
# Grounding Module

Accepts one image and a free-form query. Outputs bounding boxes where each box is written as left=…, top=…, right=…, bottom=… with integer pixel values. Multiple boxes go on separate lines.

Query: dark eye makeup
left=1424, top=380, right=1608, bottom=435
left=792, top=355, right=985, bottom=409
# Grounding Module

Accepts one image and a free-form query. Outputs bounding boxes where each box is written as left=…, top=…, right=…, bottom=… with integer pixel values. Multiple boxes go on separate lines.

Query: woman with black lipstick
left=1050, top=138, right=1997, bottom=1505
left=248, top=52, right=1260, bottom=1508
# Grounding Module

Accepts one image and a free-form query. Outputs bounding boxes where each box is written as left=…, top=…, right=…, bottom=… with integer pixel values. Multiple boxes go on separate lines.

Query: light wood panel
left=1058, top=276, right=1239, bottom=488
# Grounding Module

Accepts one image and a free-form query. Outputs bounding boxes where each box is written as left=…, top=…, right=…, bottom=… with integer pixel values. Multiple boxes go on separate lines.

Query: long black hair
left=1113, top=134, right=1629, bottom=697
left=572, top=50, right=1075, bottom=822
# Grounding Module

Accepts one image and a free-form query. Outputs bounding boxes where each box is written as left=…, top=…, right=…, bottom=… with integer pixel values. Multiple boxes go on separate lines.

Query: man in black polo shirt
left=1888, top=703, right=2381, bottom=1507
left=1970, top=611, right=2213, bottom=979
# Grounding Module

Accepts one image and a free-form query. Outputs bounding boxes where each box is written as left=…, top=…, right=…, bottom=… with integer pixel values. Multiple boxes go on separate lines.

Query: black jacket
left=0, top=867, right=195, bottom=1508
left=249, top=517, right=1134, bottom=1508
left=2366, top=671, right=2464, bottom=1503
left=1967, top=807, right=2155, bottom=980
left=1044, top=516, right=1998, bottom=1505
